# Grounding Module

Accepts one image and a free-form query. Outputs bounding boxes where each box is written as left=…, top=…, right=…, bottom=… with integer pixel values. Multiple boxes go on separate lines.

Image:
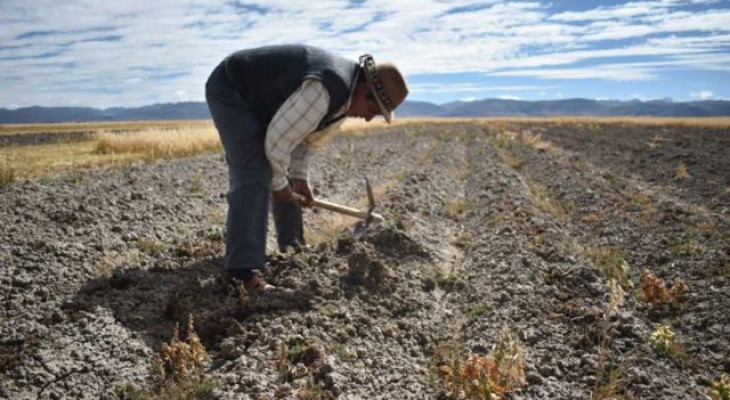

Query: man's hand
left=291, top=178, right=314, bottom=208
left=272, top=185, right=296, bottom=204
left=272, top=179, right=314, bottom=207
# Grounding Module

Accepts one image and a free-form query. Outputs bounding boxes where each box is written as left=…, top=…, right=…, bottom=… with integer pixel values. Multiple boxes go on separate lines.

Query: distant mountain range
left=2, top=98, right=729, bottom=123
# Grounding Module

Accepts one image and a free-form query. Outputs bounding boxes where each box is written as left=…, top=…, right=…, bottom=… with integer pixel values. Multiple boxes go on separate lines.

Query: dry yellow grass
left=0, top=124, right=221, bottom=179
left=475, top=116, right=730, bottom=127
left=0, top=120, right=214, bottom=136
left=95, top=126, right=220, bottom=158
left=1, top=140, right=142, bottom=179
left=339, top=118, right=390, bottom=134
left=3, top=117, right=728, bottom=182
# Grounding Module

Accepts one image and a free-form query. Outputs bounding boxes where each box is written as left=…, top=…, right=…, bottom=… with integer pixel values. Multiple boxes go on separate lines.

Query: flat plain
left=1, top=118, right=728, bottom=399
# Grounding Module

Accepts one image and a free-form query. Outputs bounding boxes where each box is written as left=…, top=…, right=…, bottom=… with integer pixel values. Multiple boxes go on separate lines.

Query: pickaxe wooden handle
left=292, top=193, right=385, bottom=222
left=313, top=198, right=385, bottom=222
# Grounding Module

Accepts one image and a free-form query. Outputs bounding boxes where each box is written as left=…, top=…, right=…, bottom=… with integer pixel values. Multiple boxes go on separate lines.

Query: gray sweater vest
left=224, top=45, right=360, bottom=130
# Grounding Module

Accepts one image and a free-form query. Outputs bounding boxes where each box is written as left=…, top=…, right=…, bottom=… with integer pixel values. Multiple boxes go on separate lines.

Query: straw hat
left=360, top=54, right=408, bottom=123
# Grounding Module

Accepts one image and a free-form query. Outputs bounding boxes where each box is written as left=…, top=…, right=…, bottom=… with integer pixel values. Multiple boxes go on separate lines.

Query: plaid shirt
left=265, top=79, right=347, bottom=191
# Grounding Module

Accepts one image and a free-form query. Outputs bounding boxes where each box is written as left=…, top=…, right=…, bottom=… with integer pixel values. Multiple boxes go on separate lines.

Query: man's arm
left=265, top=79, right=329, bottom=192
left=290, top=142, right=314, bottom=181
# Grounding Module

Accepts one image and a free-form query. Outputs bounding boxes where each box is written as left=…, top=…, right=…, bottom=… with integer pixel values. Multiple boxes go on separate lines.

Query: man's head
left=348, top=55, right=408, bottom=123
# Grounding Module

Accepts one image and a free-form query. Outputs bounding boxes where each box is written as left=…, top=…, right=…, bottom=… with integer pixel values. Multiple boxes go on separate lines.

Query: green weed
left=649, top=324, right=690, bottom=364
left=712, top=375, right=730, bottom=400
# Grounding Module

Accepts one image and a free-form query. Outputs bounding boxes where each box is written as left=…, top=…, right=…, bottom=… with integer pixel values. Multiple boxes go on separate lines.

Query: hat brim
left=363, top=65, right=394, bottom=124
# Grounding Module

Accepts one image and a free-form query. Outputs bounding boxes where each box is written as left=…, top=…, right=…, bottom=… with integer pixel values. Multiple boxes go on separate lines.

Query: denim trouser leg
left=273, top=201, right=305, bottom=252
left=205, top=62, right=306, bottom=271
left=206, top=68, right=270, bottom=271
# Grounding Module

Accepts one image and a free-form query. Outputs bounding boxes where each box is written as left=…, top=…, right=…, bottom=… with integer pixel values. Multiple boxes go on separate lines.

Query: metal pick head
left=354, top=177, right=377, bottom=239
left=366, top=177, right=375, bottom=210
left=353, top=222, right=367, bottom=239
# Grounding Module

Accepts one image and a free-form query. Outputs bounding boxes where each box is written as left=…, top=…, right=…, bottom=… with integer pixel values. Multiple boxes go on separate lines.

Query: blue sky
left=1, top=0, right=728, bottom=108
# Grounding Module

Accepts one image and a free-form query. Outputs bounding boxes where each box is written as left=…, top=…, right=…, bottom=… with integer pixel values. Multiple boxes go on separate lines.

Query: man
left=205, top=44, right=408, bottom=294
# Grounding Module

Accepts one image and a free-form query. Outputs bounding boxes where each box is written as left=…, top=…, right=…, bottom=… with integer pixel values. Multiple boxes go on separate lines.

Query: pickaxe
left=292, top=177, right=384, bottom=236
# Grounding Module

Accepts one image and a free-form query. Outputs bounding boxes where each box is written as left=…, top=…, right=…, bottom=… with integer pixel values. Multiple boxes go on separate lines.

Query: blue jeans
left=205, top=62, right=305, bottom=273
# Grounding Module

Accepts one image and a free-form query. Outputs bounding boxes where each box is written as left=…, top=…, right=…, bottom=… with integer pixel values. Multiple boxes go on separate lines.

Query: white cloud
left=0, top=0, right=728, bottom=107
left=491, top=64, right=658, bottom=81
left=550, top=0, right=722, bottom=22
left=410, top=83, right=554, bottom=93
left=691, top=90, right=714, bottom=100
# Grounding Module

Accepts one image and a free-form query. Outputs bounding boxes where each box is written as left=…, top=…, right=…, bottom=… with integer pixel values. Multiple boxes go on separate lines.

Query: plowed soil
left=1, top=120, right=728, bottom=400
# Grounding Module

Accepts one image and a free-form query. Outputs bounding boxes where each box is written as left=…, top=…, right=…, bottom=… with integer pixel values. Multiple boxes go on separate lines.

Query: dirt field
left=1, top=120, right=728, bottom=399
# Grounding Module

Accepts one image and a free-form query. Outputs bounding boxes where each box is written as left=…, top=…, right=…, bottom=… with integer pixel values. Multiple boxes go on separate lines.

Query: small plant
left=528, top=182, right=566, bottom=221
left=439, top=325, right=526, bottom=399
left=641, top=269, right=688, bottom=306
left=161, top=317, right=209, bottom=379
left=117, top=315, right=216, bottom=400
left=234, top=282, right=251, bottom=318
left=469, top=304, right=491, bottom=318
left=671, top=232, right=702, bottom=255
left=0, top=158, right=16, bottom=188
left=592, top=279, right=630, bottom=400
left=498, top=150, right=524, bottom=170
left=630, top=194, right=652, bottom=207
left=592, top=355, right=630, bottom=400
left=334, top=343, right=355, bottom=362
left=94, top=251, right=141, bottom=278
left=489, top=213, right=506, bottom=227
left=712, top=375, right=730, bottom=400
left=491, top=130, right=551, bottom=151
left=275, top=340, right=322, bottom=383
left=445, top=198, right=471, bottom=220
left=585, top=246, right=631, bottom=289
left=188, top=179, right=203, bottom=193
left=453, top=229, right=473, bottom=248
left=676, top=161, right=691, bottom=180
left=604, top=279, right=626, bottom=319
left=519, top=130, right=551, bottom=151
left=297, top=379, right=326, bottom=400
left=491, top=131, right=516, bottom=148
left=138, top=238, right=165, bottom=256
left=436, top=268, right=466, bottom=292
left=712, top=263, right=730, bottom=276
left=649, top=325, right=677, bottom=355
left=648, top=324, right=697, bottom=368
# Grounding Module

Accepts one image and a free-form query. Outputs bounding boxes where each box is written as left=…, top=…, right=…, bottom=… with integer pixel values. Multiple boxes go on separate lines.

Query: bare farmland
left=1, top=119, right=728, bottom=399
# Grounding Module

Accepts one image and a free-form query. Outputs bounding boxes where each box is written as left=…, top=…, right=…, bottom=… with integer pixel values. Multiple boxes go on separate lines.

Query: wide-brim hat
left=360, top=54, right=408, bottom=123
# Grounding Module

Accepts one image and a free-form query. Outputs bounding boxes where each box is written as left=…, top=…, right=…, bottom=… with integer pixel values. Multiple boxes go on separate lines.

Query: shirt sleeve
left=265, top=79, right=329, bottom=191
left=290, top=142, right=315, bottom=180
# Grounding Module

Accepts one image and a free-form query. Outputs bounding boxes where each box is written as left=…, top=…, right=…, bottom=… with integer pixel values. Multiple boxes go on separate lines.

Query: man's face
left=347, top=82, right=382, bottom=122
